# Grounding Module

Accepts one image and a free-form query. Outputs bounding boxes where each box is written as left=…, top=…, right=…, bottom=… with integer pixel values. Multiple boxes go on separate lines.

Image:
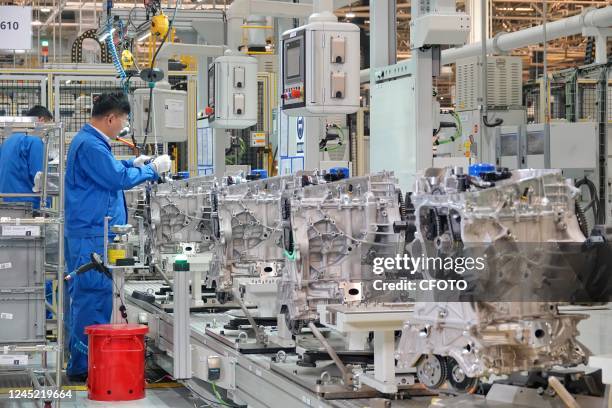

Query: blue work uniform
left=64, top=123, right=158, bottom=377
left=0, top=133, right=48, bottom=209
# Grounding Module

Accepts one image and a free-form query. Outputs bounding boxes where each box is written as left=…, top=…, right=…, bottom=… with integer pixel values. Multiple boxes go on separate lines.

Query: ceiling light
left=14, top=50, right=26, bottom=54
left=32, top=20, right=42, bottom=26
left=40, top=7, right=51, bottom=12
left=345, top=12, right=355, bottom=18
left=515, top=7, right=533, bottom=11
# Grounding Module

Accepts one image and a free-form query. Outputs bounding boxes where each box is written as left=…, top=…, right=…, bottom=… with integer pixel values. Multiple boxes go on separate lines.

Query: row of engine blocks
left=126, top=167, right=598, bottom=390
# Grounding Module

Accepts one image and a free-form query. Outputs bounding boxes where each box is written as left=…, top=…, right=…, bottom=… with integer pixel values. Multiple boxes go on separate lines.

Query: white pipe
left=360, top=5, right=612, bottom=82
left=441, top=5, right=612, bottom=65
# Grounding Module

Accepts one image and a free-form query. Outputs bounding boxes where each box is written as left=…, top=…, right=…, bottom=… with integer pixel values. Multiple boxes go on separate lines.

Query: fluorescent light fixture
left=138, top=31, right=151, bottom=42
left=14, top=50, right=26, bottom=54
left=515, top=7, right=532, bottom=11
left=66, top=80, right=71, bottom=84
left=345, top=12, right=355, bottom=18
left=32, top=20, right=42, bottom=26
left=40, top=7, right=51, bottom=12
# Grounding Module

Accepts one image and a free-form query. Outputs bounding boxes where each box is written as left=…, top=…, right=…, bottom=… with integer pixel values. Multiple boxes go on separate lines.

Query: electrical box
left=280, top=21, right=360, bottom=116
left=132, top=86, right=188, bottom=142
left=455, top=56, right=523, bottom=111
left=207, top=53, right=258, bottom=129
left=409, top=0, right=470, bottom=48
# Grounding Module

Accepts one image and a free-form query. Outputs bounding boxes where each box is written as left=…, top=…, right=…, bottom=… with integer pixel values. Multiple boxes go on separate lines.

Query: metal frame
left=0, top=119, right=65, bottom=407
left=528, top=63, right=610, bottom=223
left=49, top=70, right=198, bottom=170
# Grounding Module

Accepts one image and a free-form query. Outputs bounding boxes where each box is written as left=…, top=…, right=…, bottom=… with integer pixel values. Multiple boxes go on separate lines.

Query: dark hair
left=91, top=92, right=131, bottom=118
left=26, top=105, right=53, bottom=120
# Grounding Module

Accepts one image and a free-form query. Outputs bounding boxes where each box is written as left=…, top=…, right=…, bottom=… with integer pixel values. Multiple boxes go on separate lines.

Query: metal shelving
left=0, top=118, right=65, bottom=407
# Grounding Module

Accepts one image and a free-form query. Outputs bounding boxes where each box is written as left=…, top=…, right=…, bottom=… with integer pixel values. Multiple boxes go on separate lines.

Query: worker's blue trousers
left=65, top=236, right=112, bottom=377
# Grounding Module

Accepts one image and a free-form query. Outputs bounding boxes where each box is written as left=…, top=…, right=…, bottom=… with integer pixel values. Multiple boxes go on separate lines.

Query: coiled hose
left=575, top=176, right=600, bottom=236
left=105, top=23, right=127, bottom=91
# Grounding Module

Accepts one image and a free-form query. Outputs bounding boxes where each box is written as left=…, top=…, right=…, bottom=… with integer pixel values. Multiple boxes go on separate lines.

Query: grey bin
left=0, top=233, right=46, bottom=344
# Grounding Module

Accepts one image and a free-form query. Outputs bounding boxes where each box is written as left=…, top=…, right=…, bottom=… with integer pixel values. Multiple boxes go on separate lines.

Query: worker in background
left=65, top=92, right=171, bottom=381
left=0, top=106, right=54, bottom=209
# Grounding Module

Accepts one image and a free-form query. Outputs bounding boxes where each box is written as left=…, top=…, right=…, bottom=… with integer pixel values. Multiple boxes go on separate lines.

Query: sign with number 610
left=0, top=6, right=32, bottom=51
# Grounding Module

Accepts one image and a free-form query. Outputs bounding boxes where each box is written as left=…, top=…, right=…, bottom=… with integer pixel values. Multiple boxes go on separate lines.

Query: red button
left=291, top=89, right=301, bottom=98
left=205, top=106, right=214, bottom=115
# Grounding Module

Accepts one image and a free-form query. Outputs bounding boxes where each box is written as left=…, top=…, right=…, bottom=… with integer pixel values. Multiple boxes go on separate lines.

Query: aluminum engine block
left=396, top=168, right=590, bottom=382
left=278, top=171, right=406, bottom=329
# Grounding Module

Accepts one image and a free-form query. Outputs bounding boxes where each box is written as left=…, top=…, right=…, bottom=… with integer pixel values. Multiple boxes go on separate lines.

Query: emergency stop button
left=291, top=89, right=301, bottom=98
left=205, top=106, right=214, bottom=115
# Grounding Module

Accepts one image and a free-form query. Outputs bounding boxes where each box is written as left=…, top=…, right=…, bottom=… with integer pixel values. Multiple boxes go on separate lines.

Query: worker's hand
left=32, top=171, right=43, bottom=192
left=133, top=155, right=152, bottom=168
left=150, top=154, right=172, bottom=174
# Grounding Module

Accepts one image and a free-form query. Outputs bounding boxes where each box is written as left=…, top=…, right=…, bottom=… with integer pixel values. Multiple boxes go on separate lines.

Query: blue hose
left=105, top=22, right=128, bottom=92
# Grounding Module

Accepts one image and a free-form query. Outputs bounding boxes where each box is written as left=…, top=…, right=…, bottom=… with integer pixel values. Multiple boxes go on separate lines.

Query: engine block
left=396, top=168, right=589, bottom=387
left=278, top=171, right=406, bottom=330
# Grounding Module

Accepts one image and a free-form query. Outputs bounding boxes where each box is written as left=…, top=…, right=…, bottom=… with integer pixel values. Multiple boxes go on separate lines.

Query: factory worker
left=65, top=92, right=171, bottom=381
left=0, top=106, right=53, bottom=210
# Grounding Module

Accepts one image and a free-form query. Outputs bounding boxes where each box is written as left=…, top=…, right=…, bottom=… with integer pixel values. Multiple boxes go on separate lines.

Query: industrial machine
left=209, top=173, right=320, bottom=315
left=277, top=171, right=406, bottom=328
left=395, top=166, right=609, bottom=405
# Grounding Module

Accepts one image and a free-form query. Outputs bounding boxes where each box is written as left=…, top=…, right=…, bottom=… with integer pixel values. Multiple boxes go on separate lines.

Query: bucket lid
left=85, top=323, right=148, bottom=335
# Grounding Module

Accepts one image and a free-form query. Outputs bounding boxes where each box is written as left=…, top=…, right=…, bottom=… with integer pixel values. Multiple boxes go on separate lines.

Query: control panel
left=206, top=52, right=258, bottom=129
left=281, top=21, right=360, bottom=116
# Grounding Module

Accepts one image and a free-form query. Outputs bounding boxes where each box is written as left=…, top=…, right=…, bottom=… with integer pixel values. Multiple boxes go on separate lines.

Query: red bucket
left=85, top=324, right=148, bottom=401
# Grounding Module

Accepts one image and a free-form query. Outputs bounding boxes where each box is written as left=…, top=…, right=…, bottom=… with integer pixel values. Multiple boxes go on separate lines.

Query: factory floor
left=0, top=350, right=198, bottom=408
left=0, top=345, right=435, bottom=408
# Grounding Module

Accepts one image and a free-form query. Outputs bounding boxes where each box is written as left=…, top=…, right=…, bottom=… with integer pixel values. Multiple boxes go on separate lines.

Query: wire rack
left=0, top=78, right=46, bottom=144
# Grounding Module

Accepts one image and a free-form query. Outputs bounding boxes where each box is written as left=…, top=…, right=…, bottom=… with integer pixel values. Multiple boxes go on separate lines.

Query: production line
left=0, top=0, right=611, bottom=407
left=108, top=166, right=611, bottom=408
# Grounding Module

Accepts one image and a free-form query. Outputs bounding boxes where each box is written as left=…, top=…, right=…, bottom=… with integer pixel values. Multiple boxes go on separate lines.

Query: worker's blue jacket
left=65, top=123, right=158, bottom=239
left=0, top=133, right=47, bottom=209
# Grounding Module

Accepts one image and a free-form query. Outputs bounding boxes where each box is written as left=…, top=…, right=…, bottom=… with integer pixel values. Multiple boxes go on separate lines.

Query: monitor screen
left=286, top=45, right=301, bottom=79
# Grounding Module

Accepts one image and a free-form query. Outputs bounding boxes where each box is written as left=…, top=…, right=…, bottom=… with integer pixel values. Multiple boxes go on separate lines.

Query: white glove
left=150, top=154, right=172, bottom=174
left=32, top=171, right=43, bottom=192
left=133, top=155, right=152, bottom=168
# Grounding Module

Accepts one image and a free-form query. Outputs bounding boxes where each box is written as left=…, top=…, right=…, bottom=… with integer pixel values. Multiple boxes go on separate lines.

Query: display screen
left=286, top=45, right=301, bottom=79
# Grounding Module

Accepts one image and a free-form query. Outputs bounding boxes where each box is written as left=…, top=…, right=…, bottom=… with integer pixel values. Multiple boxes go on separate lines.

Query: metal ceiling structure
left=2, top=0, right=609, bottom=100
left=336, top=0, right=610, bottom=70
